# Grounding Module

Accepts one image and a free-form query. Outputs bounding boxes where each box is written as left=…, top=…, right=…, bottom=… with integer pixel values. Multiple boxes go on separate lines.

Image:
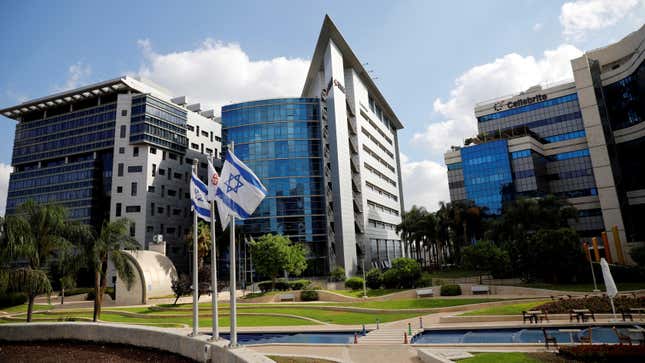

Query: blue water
left=412, top=326, right=642, bottom=344
left=220, top=332, right=355, bottom=345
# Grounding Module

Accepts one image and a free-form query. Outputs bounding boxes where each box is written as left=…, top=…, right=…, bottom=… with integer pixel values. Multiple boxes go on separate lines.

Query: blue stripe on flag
left=215, top=188, right=251, bottom=219
left=192, top=200, right=211, bottom=219
left=225, top=151, right=267, bottom=194
left=191, top=174, right=208, bottom=194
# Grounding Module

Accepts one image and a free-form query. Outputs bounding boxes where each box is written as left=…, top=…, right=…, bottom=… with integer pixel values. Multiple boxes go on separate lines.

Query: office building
left=223, top=16, right=406, bottom=274
left=1, top=76, right=221, bottom=271
left=445, top=25, right=645, bottom=262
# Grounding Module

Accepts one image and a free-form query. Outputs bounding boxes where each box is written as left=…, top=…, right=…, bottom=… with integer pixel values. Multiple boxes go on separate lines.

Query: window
left=200, top=143, right=204, bottom=153
left=174, top=172, right=182, bottom=180
left=121, top=109, right=128, bottom=117
left=201, top=130, right=208, bottom=137
left=131, top=182, right=137, bottom=196
left=128, top=165, right=142, bottom=173
left=210, top=131, right=213, bottom=142
left=158, top=168, right=165, bottom=176
left=167, top=189, right=177, bottom=197
left=151, top=202, right=155, bottom=216
left=191, top=143, right=199, bottom=150
left=157, top=207, right=164, bottom=214
left=115, top=203, right=122, bottom=217
left=166, top=205, right=170, bottom=217
left=196, top=125, right=200, bottom=135
left=167, top=167, right=172, bottom=180
left=130, top=222, right=136, bottom=237
left=172, top=209, right=181, bottom=216
left=133, top=147, right=139, bottom=157
left=187, top=124, right=194, bottom=131
left=169, top=153, right=177, bottom=160
left=162, top=151, right=166, bottom=160
left=166, top=227, right=176, bottom=234
left=116, top=186, right=123, bottom=193
left=125, top=205, right=141, bottom=213
left=117, top=163, right=124, bottom=177
left=147, top=185, right=155, bottom=193
left=118, top=147, right=125, bottom=154
left=161, top=185, right=165, bottom=197
left=146, top=226, right=153, bottom=233
left=152, top=164, right=156, bottom=177
left=200, top=162, right=207, bottom=169
left=150, top=147, right=157, bottom=154
left=206, top=148, right=213, bottom=155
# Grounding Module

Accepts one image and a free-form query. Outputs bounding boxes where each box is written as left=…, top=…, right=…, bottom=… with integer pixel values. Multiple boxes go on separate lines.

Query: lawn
left=345, top=298, right=499, bottom=310
left=458, top=352, right=542, bottom=363
left=517, top=282, right=645, bottom=292
left=460, top=300, right=549, bottom=316
left=331, top=289, right=404, bottom=298
left=0, top=304, right=53, bottom=314
left=269, top=356, right=337, bottom=363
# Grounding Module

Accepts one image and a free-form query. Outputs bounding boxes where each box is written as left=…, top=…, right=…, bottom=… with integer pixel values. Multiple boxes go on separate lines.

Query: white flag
left=600, top=258, right=618, bottom=298
left=207, top=158, right=219, bottom=202
left=215, top=150, right=267, bottom=230
left=190, top=172, right=211, bottom=222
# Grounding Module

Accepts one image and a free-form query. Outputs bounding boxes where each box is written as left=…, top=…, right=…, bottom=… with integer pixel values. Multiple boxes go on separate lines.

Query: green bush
left=382, top=269, right=400, bottom=289
left=288, top=279, right=311, bottom=290
left=258, top=279, right=291, bottom=292
left=300, top=290, right=319, bottom=301
left=329, top=267, right=346, bottom=282
left=345, top=277, right=364, bottom=290
left=536, top=295, right=644, bottom=314
left=461, top=240, right=511, bottom=278
left=558, top=344, right=645, bottom=362
left=629, top=245, right=645, bottom=267
left=440, top=284, right=462, bottom=296
left=0, top=292, right=28, bottom=308
left=365, top=268, right=383, bottom=289
left=415, top=272, right=433, bottom=288
left=390, top=258, right=421, bottom=288
left=60, top=287, right=93, bottom=297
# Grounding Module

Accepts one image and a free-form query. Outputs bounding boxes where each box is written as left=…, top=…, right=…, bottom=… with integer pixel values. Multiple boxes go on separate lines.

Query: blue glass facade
left=130, top=95, right=189, bottom=152
left=461, top=140, right=513, bottom=214
left=222, top=98, right=327, bottom=261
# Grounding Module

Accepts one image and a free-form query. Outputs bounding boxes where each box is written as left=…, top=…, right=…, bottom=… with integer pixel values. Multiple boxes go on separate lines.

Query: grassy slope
left=517, top=282, right=645, bottom=292
left=330, top=289, right=404, bottom=298
left=460, top=300, right=549, bottom=316
left=458, top=352, right=542, bottom=363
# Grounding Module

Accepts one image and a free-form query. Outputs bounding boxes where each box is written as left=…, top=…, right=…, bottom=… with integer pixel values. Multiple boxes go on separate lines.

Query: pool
left=220, top=332, right=356, bottom=345
left=412, top=325, right=643, bottom=344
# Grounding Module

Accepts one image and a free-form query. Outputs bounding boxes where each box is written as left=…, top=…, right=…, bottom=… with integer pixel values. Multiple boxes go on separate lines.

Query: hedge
left=440, top=284, right=462, bottom=296
left=365, top=268, right=383, bottom=289
left=536, top=295, right=644, bottom=314
left=345, top=277, right=364, bottom=290
left=558, top=344, right=645, bottom=362
left=0, top=292, right=27, bottom=309
left=301, top=290, right=319, bottom=301
left=288, top=279, right=311, bottom=290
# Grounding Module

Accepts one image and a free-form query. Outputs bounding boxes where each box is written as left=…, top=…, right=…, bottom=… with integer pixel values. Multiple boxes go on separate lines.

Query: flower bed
left=558, top=344, right=645, bottom=362
left=536, top=295, right=644, bottom=314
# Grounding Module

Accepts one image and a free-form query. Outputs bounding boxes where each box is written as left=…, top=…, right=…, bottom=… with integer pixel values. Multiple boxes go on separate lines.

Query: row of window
left=9, top=169, right=93, bottom=191
left=130, top=123, right=189, bottom=148
left=17, top=103, right=117, bottom=133
left=13, top=129, right=114, bottom=157
left=13, top=140, right=113, bottom=165
left=368, top=218, right=398, bottom=231
left=544, top=130, right=586, bottom=143
left=367, top=200, right=399, bottom=216
left=361, top=127, right=394, bottom=158
left=223, top=122, right=321, bottom=143
left=555, top=187, right=598, bottom=198
left=364, top=162, right=397, bottom=187
left=7, top=188, right=93, bottom=209
left=367, top=95, right=395, bottom=133
left=362, top=144, right=395, bottom=172
left=361, top=113, right=393, bottom=145
left=447, top=162, right=462, bottom=170
left=365, top=181, right=398, bottom=202
left=550, top=149, right=590, bottom=161
left=16, top=120, right=116, bottom=148
left=9, top=160, right=95, bottom=181
left=511, top=150, right=532, bottom=159
left=234, top=140, right=321, bottom=161
left=222, top=101, right=319, bottom=127
left=244, top=158, right=322, bottom=179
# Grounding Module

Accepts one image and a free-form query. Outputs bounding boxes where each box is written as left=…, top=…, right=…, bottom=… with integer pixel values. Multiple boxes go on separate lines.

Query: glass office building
left=222, top=98, right=328, bottom=273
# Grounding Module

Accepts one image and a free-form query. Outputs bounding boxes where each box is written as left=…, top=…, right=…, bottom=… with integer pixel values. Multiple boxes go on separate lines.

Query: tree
left=249, top=234, right=307, bottom=290
left=87, top=219, right=139, bottom=321
left=0, top=201, right=90, bottom=321
left=526, top=228, right=585, bottom=283
left=185, top=220, right=212, bottom=269
left=461, top=240, right=510, bottom=278
left=171, top=274, right=192, bottom=305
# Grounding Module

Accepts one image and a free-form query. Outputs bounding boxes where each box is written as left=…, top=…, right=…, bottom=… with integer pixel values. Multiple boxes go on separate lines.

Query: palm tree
left=185, top=220, right=212, bottom=269
left=0, top=201, right=90, bottom=321
left=87, top=218, right=139, bottom=322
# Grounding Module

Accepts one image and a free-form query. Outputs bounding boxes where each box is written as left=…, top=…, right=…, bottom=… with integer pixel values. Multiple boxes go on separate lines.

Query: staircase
left=358, top=327, right=424, bottom=344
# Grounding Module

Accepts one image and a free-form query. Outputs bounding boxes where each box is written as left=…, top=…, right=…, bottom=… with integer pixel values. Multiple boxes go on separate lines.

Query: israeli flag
left=190, top=172, right=211, bottom=222
left=215, top=150, right=267, bottom=229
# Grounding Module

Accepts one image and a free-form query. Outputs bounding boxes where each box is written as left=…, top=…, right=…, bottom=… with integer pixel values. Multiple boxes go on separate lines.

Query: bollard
left=376, top=319, right=380, bottom=330
left=354, top=332, right=358, bottom=344
left=403, top=332, right=408, bottom=344
left=362, top=324, right=366, bottom=336
left=419, top=317, right=423, bottom=329
left=408, top=322, right=412, bottom=336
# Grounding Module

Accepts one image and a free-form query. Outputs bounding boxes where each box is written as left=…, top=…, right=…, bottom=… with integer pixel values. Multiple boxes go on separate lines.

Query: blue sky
left=1, top=0, right=643, bottom=212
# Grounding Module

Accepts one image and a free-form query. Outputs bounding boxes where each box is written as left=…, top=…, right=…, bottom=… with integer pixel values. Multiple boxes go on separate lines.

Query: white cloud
left=411, top=44, right=583, bottom=161
left=55, top=61, right=92, bottom=91
left=400, top=154, right=449, bottom=212
left=560, top=0, right=643, bottom=40
left=135, top=39, right=310, bottom=113
left=0, top=163, right=12, bottom=217
left=533, top=23, right=543, bottom=32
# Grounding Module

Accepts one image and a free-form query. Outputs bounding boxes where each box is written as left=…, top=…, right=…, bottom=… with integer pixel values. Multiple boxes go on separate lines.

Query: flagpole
left=191, top=159, right=199, bottom=337
left=209, top=155, right=219, bottom=341
left=229, top=141, right=238, bottom=348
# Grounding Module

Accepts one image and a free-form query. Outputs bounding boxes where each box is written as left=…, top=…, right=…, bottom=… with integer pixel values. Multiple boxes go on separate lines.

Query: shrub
left=536, top=295, right=645, bottom=314
left=629, top=245, right=645, bottom=267
left=258, top=279, right=291, bottom=292
left=289, top=279, right=311, bottom=290
left=345, top=277, right=364, bottom=290
left=558, top=344, right=645, bottom=362
left=365, top=268, right=383, bottom=289
left=0, top=292, right=27, bottom=308
left=390, top=258, right=421, bottom=288
left=382, top=269, right=400, bottom=289
left=171, top=274, right=192, bottom=305
left=415, top=272, right=433, bottom=288
left=60, top=287, right=93, bottom=297
left=301, top=290, right=319, bottom=301
left=460, top=240, right=511, bottom=278
left=329, top=267, right=346, bottom=282
left=440, top=284, right=461, bottom=296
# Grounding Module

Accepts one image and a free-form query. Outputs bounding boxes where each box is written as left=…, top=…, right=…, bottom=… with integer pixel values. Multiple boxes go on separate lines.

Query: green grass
left=458, top=352, right=542, bottom=363
left=425, top=270, right=484, bottom=279
left=517, top=282, right=645, bottom=292
left=268, top=356, right=337, bottom=363
left=233, top=307, right=419, bottom=324
left=330, top=289, right=403, bottom=298
left=344, top=298, right=499, bottom=310
left=0, top=304, right=53, bottom=314
left=460, top=300, right=549, bottom=316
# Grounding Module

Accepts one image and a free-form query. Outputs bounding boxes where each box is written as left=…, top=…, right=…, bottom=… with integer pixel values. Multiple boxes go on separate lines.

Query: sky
left=1, top=0, right=644, bottom=215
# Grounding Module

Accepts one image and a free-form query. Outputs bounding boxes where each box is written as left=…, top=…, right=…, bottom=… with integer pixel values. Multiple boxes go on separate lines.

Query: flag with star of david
left=215, top=150, right=267, bottom=229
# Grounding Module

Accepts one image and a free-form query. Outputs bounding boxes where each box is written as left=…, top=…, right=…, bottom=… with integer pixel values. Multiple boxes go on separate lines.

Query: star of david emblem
left=225, top=173, right=244, bottom=194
